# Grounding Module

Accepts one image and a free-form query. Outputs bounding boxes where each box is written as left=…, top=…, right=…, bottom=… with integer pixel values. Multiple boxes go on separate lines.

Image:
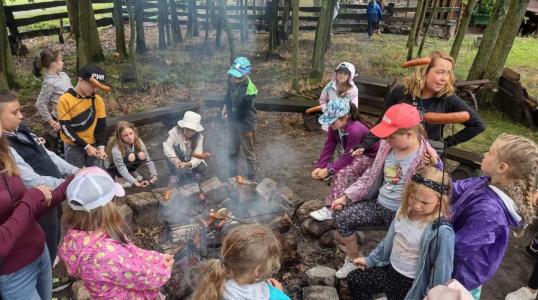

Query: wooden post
left=158, top=0, right=167, bottom=48
left=169, top=0, right=184, bottom=45
left=59, top=18, right=65, bottom=44
left=310, top=0, right=336, bottom=81
left=291, top=0, right=299, bottom=91
left=135, top=0, right=147, bottom=54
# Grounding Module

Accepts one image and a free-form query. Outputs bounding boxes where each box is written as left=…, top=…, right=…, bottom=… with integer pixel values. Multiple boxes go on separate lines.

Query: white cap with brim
left=177, top=111, right=204, bottom=132
left=67, top=167, right=125, bottom=213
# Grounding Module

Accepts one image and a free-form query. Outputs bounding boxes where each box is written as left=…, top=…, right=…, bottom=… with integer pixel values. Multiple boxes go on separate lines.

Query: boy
left=57, top=64, right=109, bottom=168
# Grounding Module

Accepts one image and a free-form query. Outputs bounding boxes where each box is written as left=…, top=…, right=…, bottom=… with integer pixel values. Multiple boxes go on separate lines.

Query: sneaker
left=123, top=181, right=133, bottom=188
left=335, top=258, right=358, bottom=279
left=53, top=256, right=60, bottom=268
left=505, top=287, right=538, bottom=300
left=52, top=276, right=74, bottom=292
left=309, top=207, right=333, bottom=221
left=525, top=243, right=538, bottom=260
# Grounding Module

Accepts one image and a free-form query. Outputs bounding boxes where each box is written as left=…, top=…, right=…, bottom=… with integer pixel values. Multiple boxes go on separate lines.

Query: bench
left=494, top=68, right=538, bottom=128
left=204, top=94, right=319, bottom=113
left=455, top=79, right=491, bottom=111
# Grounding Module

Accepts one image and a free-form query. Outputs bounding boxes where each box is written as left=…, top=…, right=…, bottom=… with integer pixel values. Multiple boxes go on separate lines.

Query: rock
left=125, top=192, right=159, bottom=226
left=117, top=204, right=133, bottom=225
left=303, top=286, right=339, bottom=300
left=319, top=230, right=339, bottom=249
left=302, top=218, right=335, bottom=238
left=295, top=199, right=324, bottom=222
left=255, top=178, right=279, bottom=202
left=297, top=240, right=322, bottom=263
left=176, top=182, right=202, bottom=202
left=275, top=231, right=297, bottom=262
left=200, top=177, right=228, bottom=204
left=72, top=280, right=91, bottom=300
left=337, top=279, right=353, bottom=300
left=226, top=177, right=256, bottom=203
left=271, top=213, right=292, bottom=233
left=305, top=266, right=337, bottom=287
left=274, top=185, right=304, bottom=208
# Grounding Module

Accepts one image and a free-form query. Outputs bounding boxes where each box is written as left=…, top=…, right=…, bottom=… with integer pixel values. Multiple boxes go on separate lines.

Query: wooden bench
left=455, top=79, right=491, bottom=111
left=204, top=94, right=318, bottom=113
left=494, top=68, right=538, bottom=128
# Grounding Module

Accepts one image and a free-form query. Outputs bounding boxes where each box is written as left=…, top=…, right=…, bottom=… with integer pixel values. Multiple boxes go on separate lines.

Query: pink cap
left=370, top=103, right=421, bottom=138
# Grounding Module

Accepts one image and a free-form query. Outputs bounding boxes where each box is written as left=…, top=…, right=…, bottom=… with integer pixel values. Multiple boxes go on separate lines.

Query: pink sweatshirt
left=59, top=229, right=171, bottom=300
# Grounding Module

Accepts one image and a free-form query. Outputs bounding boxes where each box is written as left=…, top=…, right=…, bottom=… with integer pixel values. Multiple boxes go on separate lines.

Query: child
left=331, top=103, right=440, bottom=279
left=367, top=0, right=382, bottom=38
left=222, top=56, right=258, bottom=180
left=319, top=62, right=358, bottom=113
left=309, top=98, right=379, bottom=221
left=163, top=111, right=206, bottom=187
left=33, top=47, right=72, bottom=156
left=106, top=121, right=158, bottom=188
left=57, top=64, right=109, bottom=168
left=451, top=134, right=538, bottom=299
left=348, top=166, right=454, bottom=299
left=191, top=224, right=291, bottom=300
left=59, top=167, right=173, bottom=299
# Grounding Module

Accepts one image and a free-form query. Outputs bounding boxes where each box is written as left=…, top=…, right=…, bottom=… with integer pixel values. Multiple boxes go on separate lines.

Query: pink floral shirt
left=59, top=229, right=171, bottom=300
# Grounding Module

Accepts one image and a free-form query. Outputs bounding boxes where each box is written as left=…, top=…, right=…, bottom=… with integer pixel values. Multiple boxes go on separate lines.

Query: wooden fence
left=4, top=0, right=462, bottom=43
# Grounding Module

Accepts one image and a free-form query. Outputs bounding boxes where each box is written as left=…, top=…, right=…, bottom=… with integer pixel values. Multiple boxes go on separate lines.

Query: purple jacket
left=315, top=120, right=379, bottom=172
left=451, top=176, right=521, bottom=290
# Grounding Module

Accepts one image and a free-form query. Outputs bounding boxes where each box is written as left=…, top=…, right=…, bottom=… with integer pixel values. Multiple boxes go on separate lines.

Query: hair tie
left=218, top=255, right=225, bottom=265
left=411, top=174, right=449, bottom=194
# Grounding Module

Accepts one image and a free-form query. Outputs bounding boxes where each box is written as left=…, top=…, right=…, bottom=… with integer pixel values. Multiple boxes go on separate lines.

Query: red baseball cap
left=370, top=103, right=421, bottom=138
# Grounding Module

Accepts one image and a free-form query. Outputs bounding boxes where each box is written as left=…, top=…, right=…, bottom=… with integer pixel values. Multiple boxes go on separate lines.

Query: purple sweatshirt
left=315, top=120, right=379, bottom=172
left=451, top=176, right=522, bottom=290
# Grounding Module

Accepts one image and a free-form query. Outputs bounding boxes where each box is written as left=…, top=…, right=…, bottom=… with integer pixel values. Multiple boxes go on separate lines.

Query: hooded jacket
left=366, top=1, right=383, bottom=22
left=451, top=176, right=522, bottom=290
left=319, top=62, right=359, bottom=112
left=59, top=229, right=171, bottom=300
left=223, top=279, right=291, bottom=300
left=225, top=77, right=258, bottom=132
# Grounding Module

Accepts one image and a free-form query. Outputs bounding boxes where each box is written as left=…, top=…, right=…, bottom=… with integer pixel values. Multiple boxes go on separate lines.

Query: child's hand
left=150, top=176, right=158, bottom=184
left=311, top=168, right=322, bottom=179
left=352, top=257, right=368, bottom=270
left=97, top=148, right=107, bottom=160
left=318, top=168, right=330, bottom=179
left=267, top=278, right=284, bottom=291
left=423, top=145, right=438, bottom=166
left=163, top=253, right=174, bottom=270
left=350, top=148, right=365, bottom=157
left=85, top=145, right=98, bottom=157
left=35, top=185, right=53, bottom=206
left=331, top=195, right=348, bottom=211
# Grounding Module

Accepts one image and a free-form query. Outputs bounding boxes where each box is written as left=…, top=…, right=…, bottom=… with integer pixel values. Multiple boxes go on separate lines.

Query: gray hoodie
left=223, top=280, right=270, bottom=300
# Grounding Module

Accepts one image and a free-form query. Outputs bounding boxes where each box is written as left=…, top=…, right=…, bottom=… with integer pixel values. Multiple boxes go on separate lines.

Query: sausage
left=236, top=175, right=244, bottom=184
left=305, top=105, right=322, bottom=114
left=402, top=57, right=432, bottom=69
left=88, top=77, right=111, bottom=92
left=192, top=152, right=210, bottom=160
left=423, top=111, right=470, bottom=124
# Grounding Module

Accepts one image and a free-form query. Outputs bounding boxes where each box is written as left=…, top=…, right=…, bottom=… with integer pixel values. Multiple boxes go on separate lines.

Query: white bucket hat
left=67, top=167, right=125, bottom=213
left=177, top=111, right=204, bottom=132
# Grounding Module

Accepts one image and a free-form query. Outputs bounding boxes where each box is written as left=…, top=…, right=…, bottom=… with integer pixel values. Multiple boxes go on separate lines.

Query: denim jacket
left=365, top=217, right=455, bottom=299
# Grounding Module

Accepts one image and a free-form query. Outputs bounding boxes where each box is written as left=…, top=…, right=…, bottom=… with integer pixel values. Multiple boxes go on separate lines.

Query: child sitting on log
left=192, top=224, right=291, bottom=300
left=59, top=167, right=172, bottom=299
left=309, top=98, right=379, bottom=221
left=163, top=111, right=207, bottom=187
left=106, top=121, right=158, bottom=188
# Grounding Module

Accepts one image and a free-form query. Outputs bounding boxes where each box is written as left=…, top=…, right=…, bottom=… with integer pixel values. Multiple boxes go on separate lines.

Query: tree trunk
left=158, top=0, right=167, bottom=48
left=483, top=0, right=530, bottom=81
left=77, top=0, right=105, bottom=68
left=450, top=0, right=477, bottom=63
left=65, top=0, right=79, bottom=40
left=187, top=0, right=200, bottom=36
left=215, top=4, right=223, bottom=48
left=113, top=0, right=128, bottom=58
left=169, top=0, right=183, bottom=45
left=282, top=0, right=292, bottom=40
left=414, top=0, right=429, bottom=46
left=165, top=1, right=172, bottom=47
left=0, top=0, right=16, bottom=89
left=417, top=0, right=438, bottom=57
left=126, top=0, right=142, bottom=89
left=291, top=0, right=299, bottom=91
left=406, top=0, right=425, bottom=60
left=310, top=0, right=336, bottom=81
left=135, top=0, right=147, bottom=54
left=239, top=0, right=246, bottom=41
left=467, top=0, right=510, bottom=80
left=218, top=0, right=235, bottom=62
left=268, top=0, right=281, bottom=53
left=204, top=0, right=211, bottom=41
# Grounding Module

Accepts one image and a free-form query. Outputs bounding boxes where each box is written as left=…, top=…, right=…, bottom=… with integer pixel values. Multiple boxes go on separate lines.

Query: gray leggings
left=334, top=199, right=396, bottom=237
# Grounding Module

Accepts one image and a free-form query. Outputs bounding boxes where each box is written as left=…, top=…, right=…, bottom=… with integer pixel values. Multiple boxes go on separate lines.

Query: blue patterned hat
left=227, top=57, right=252, bottom=78
left=318, top=98, right=350, bottom=125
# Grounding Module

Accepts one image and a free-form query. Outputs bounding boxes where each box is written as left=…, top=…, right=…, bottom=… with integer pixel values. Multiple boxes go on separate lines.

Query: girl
left=451, top=134, right=538, bottom=299
left=319, top=62, right=358, bottom=112
left=0, top=107, right=72, bottom=299
left=352, top=51, right=485, bottom=156
left=348, top=166, right=454, bottom=300
left=59, top=167, right=172, bottom=299
left=191, top=224, right=291, bottom=300
left=106, top=121, right=158, bottom=188
left=331, top=103, right=440, bottom=279
left=163, top=111, right=207, bottom=187
left=309, top=98, right=379, bottom=221
left=33, top=47, right=73, bottom=155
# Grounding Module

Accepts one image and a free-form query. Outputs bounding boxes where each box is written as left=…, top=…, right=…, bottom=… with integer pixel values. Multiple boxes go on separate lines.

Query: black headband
left=411, top=174, right=449, bottom=194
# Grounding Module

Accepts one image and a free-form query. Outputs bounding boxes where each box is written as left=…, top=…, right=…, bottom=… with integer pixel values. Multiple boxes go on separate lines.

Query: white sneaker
left=506, top=287, right=538, bottom=300
left=309, top=207, right=333, bottom=221
left=335, top=258, right=358, bottom=279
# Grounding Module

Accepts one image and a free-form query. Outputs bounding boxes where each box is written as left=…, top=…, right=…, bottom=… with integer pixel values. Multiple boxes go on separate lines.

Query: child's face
left=330, top=115, right=348, bottom=130
left=424, top=58, right=452, bottom=95
left=336, top=71, right=350, bottom=84
left=231, top=75, right=247, bottom=85
left=0, top=100, right=23, bottom=132
left=386, top=130, right=414, bottom=150
left=183, top=128, right=196, bottom=139
left=76, top=79, right=98, bottom=97
left=481, top=145, right=500, bottom=177
left=52, top=54, right=64, bottom=72
left=408, top=185, right=440, bottom=216
left=120, top=127, right=136, bottom=145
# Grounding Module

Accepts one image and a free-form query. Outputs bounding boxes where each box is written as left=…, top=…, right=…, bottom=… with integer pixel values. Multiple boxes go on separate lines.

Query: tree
left=291, top=0, right=299, bottom=91
left=158, top=0, right=168, bottom=48
left=187, top=0, right=199, bottom=36
left=126, top=0, right=142, bottom=89
left=450, top=0, right=478, bottom=63
left=113, top=0, right=128, bottom=59
left=483, top=0, right=530, bottom=80
left=310, top=0, right=337, bottom=81
left=0, top=0, right=16, bottom=89
left=406, top=0, right=426, bottom=60
left=414, top=0, right=429, bottom=45
left=467, top=0, right=510, bottom=80
left=417, top=0, right=438, bottom=57
left=169, top=0, right=184, bottom=45
left=267, top=0, right=281, bottom=53
left=217, top=0, right=235, bottom=62
left=135, top=0, right=147, bottom=54
left=77, top=0, right=105, bottom=67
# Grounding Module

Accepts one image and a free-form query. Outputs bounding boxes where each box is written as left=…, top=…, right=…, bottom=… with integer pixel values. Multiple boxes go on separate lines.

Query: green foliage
left=475, top=0, right=497, bottom=15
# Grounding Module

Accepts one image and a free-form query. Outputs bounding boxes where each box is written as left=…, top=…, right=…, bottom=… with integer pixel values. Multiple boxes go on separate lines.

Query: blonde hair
left=105, top=121, right=142, bottom=160
left=0, top=90, right=21, bottom=176
left=63, top=201, right=129, bottom=244
left=191, top=224, right=282, bottom=300
left=393, top=123, right=426, bottom=138
left=398, top=166, right=452, bottom=223
left=402, top=51, right=456, bottom=99
left=489, top=134, right=538, bottom=227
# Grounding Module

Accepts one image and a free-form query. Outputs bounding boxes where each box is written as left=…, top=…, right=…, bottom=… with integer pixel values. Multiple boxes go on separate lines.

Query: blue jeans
left=0, top=246, right=52, bottom=300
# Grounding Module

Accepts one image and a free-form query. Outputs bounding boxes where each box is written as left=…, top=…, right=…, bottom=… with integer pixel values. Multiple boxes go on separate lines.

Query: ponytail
left=32, top=47, right=60, bottom=77
left=349, top=103, right=375, bottom=128
left=191, top=259, right=228, bottom=300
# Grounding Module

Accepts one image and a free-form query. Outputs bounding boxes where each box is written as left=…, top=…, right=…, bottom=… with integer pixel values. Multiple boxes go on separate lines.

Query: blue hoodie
left=367, top=1, right=382, bottom=22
